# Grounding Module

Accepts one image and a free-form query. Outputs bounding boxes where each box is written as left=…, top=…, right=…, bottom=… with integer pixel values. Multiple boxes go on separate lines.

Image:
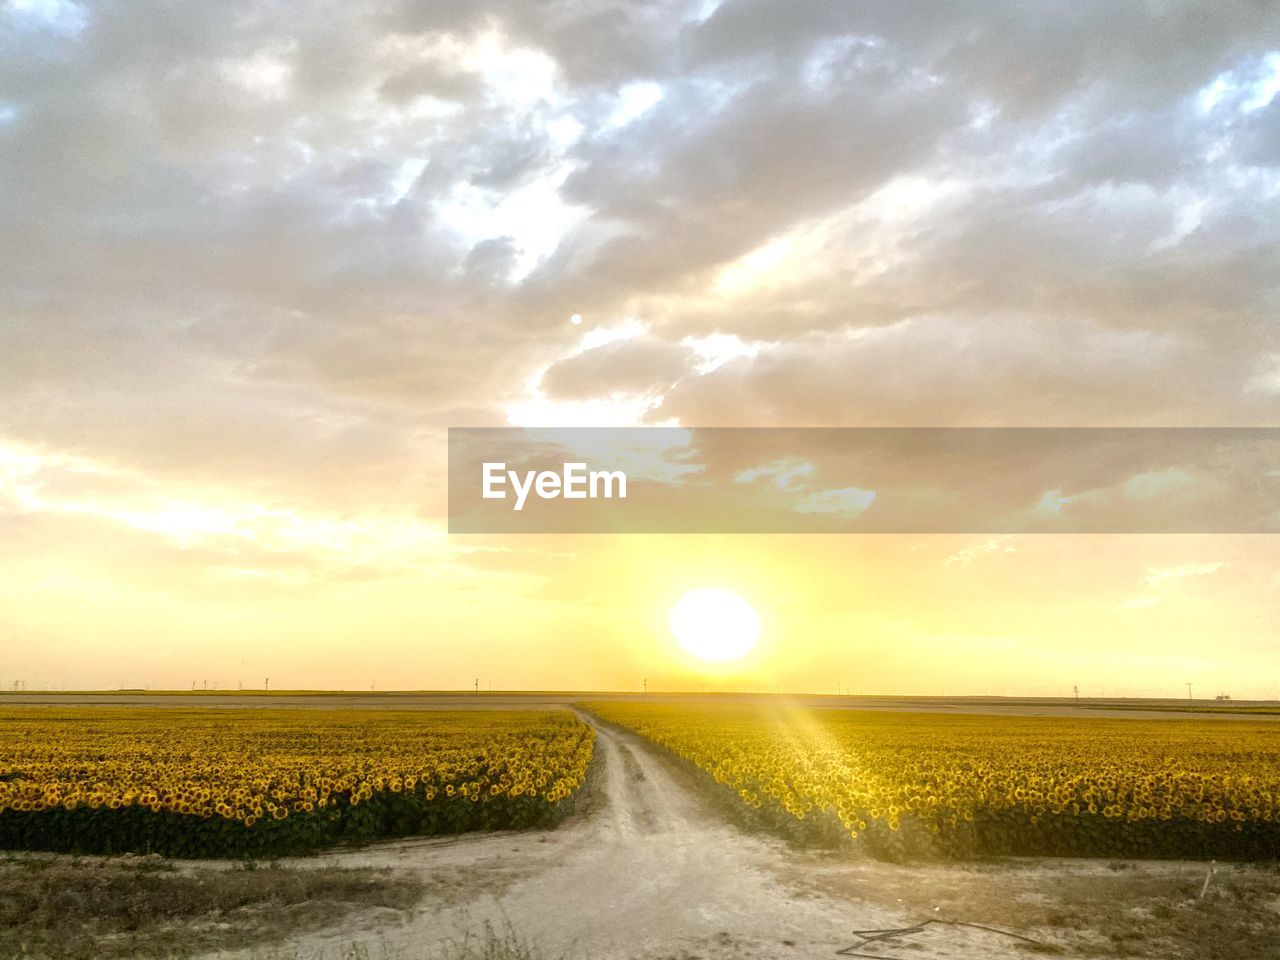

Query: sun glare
left=670, top=588, right=761, bottom=663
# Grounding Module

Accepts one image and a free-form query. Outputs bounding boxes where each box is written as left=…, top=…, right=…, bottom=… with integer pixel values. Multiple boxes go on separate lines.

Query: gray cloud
left=2, top=0, right=1279, bottom=510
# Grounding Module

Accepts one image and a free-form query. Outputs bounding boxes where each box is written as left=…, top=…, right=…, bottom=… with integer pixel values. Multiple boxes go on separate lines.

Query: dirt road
left=199, top=714, right=1067, bottom=960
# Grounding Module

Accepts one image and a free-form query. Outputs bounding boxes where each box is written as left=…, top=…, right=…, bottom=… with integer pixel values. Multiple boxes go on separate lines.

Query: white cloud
left=1121, top=561, right=1226, bottom=609
left=945, top=537, right=1017, bottom=567
left=223, top=51, right=294, bottom=101
left=0, top=442, right=445, bottom=565
left=574, top=319, right=647, bottom=354
left=1245, top=353, right=1280, bottom=394
left=734, top=458, right=815, bottom=490
left=1242, top=52, right=1280, bottom=111
left=505, top=391, right=668, bottom=428
left=606, top=82, right=664, bottom=129
left=682, top=333, right=772, bottom=374
left=1198, top=51, right=1280, bottom=115
left=7, top=0, right=87, bottom=36
left=388, top=157, right=429, bottom=204
left=1124, top=469, right=1195, bottom=500
left=434, top=162, right=588, bottom=281
left=1034, top=488, right=1076, bottom=514
left=790, top=486, right=877, bottom=518
left=1146, top=561, right=1225, bottom=585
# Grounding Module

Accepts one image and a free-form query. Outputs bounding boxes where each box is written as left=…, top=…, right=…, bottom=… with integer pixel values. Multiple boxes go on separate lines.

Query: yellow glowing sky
left=3, top=434, right=1278, bottom=696
left=3, top=5, right=1280, bottom=695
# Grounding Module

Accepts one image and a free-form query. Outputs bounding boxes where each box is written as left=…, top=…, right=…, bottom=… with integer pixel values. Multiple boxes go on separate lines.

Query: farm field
left=2, top=695, right=1279, bottom=960
left=0, top=707, right=593, bottom=857
left=585, top=701, right=1280, bottom=861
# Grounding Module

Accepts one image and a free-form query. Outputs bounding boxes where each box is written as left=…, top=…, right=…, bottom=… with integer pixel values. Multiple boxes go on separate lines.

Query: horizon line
left=3, top=688, right=1277, bottom=706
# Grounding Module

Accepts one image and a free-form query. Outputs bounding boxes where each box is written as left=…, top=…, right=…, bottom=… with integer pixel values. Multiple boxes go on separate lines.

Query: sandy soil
left=195, top=713, right=1071, bottom=960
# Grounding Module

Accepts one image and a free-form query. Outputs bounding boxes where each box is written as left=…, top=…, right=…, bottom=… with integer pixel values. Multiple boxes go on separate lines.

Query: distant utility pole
left=1186, top=682, right=1193, bottom=700
left=264, top=677, right=270, bottom=691
left=1073, top=685, right=1079, bottom=704
left=474, top=678, right=479, bottom=695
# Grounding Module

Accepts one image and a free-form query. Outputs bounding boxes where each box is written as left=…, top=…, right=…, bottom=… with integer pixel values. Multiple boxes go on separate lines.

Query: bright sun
left=670, top=588, right=761, bottom=663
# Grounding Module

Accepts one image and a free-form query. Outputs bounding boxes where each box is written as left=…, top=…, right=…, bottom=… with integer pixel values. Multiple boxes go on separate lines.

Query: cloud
left=790, top=486, right=877, bottom=518
left=0, top=440, right=447, bottom=575
left=1146, top=561, right=1226, bottom=586
left=1124, top=469, right=1195, bottom=500
left=1121, top=559, right=1227, bottom=610
left=4, top=1, right=1279, bottom=487
left=734, top=458, right=815, bottom=490
left=945, top=537, right=1016, bottom=567
left=540, top=335, right=692, bottom=400
left=2, top=0, right=1280, bottom=681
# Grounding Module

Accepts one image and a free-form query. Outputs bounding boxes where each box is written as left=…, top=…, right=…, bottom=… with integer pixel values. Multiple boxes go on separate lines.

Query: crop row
left=0, top=707, right=594, bottom=856
left=584, top=702, right=1280, bottom=860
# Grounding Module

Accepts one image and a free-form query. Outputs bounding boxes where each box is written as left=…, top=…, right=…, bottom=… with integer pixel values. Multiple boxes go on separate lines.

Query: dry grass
left=796, top=856, right=1280, bottom=960
left=438, top=920, right=554, bottom=960
left=0, top=854, right=424, bottom=959
left=1036, top=861, right=1280, bottom=959
left=242, top=920, right=555, bottom=960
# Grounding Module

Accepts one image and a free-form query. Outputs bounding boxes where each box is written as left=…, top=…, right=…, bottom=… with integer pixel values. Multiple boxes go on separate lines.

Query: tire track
left=199, top=713, right=1064, bottom=960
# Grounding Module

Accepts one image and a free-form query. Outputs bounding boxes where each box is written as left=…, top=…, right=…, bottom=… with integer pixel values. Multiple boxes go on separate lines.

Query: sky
left=2, top=0, right=1279, bottom=696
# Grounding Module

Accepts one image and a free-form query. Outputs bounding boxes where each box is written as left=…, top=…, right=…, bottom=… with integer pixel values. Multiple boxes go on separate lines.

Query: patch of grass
left=0, top=854, right=424, bottom=959
left=244, top=920, right=556, bottom=960
left=808, top=859, right=1280, bottom=960
left=442, top=920, right=554, bottom=960
left=998, top=863, right=1280, bottom=959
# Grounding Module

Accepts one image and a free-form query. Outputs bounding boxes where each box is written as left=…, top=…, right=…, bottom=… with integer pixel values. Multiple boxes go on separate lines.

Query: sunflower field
left=0, top=707, right=594, bottom=857
left=585, top=702, right=1280, bottom=861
